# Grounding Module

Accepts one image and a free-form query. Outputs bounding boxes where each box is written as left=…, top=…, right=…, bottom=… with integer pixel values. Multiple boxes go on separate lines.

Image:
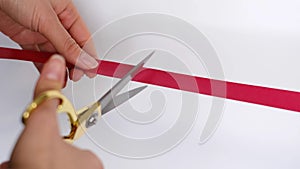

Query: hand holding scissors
left=1, top=55, right=103, bottom=169
left=22, top=51, right=155, bottom=143
left=1, top=51, right=154, bottom=169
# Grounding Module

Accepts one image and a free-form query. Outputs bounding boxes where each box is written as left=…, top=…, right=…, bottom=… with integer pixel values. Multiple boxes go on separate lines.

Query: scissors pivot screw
left=86, top=113, right=98, bottom=128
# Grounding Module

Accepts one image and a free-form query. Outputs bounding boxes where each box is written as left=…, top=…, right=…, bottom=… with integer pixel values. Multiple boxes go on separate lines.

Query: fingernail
left=44, top=54, right=65, bottom=81
left=79, top=51, right=99, bottom=69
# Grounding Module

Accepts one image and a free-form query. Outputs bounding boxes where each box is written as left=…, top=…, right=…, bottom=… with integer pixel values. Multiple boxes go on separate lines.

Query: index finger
left=39, top=5, right=98, bottom=70
left=57, top=2, right=98, bottom=58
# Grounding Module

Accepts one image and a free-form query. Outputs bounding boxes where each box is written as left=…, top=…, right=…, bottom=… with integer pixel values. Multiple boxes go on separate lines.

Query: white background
left=1, top=0, right=300, bottom=168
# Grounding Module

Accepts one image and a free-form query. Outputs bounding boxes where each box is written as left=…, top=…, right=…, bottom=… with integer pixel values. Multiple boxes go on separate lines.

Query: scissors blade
left=101, top=85, right=147, bottom=115
left=83, top=51, right=155, bottom=128
left=97, top=50, right=155, bottom=110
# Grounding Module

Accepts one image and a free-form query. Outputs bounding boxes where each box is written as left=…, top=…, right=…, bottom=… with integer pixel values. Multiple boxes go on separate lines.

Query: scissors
left=22, top=51, right=155, bottom=143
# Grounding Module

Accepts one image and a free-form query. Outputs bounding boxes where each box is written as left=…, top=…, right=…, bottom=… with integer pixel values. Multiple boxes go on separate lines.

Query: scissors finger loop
left=22, top=90, right=78, bottom=141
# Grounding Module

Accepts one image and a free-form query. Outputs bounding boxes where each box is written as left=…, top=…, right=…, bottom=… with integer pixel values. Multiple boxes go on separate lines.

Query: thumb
left=34, top=54, right=66, bottom=97
left=25, top=54, right=66, bottom=136
left=9, top=55, right=70, bottom=168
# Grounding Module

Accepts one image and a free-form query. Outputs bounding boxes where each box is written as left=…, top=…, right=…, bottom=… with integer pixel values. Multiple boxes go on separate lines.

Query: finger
left=33, top=63, right=69, bottom=88
left=0, top=10, right=48, bottom=45
left=0, top=162, right=9, bottom=169
left=69, top=68, right=84, bottom=82
left=21, top=44, right=40, bottom=51
left=57, top=2, right=98, bottom=59
left=59, top=3, right=100, bottom=79
left=40, top=10, right=98, bottom=70
left=22, top=40, right=57, bottom=53
left=25, top=55, right=66, bottom=137
left=81, top=40, right=98, bottom=79
left=37, top=41, right=56, bottom=52
left=34, top=55, right=66, bottom=97
left=85, top=70, right=97, bottom=78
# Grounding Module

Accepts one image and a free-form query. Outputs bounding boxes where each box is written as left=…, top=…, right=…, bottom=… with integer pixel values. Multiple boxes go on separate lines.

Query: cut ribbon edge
left=1, top=47, right=300, bottom=113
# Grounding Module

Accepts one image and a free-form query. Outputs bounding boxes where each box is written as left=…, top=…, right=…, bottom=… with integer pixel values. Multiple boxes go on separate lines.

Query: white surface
left=1, top=0, right=300, bottom=168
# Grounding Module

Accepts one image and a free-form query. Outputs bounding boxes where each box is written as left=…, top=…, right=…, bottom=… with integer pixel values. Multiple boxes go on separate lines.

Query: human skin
left=0, top=0, right=99, bottom=81
left=0, top=1, right=104, bottom=167
left=0, top=55, right=103, bottom=169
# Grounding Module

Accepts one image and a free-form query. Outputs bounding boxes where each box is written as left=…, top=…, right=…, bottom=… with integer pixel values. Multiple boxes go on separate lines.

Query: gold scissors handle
left=22, top=90, right=101, bottom=143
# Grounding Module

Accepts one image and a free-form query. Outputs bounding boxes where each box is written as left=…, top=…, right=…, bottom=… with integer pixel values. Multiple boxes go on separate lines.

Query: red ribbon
left=1, top=47, right=300, bottom=112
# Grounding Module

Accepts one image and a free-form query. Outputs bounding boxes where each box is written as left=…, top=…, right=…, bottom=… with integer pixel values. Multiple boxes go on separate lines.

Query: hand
left=0, top=55, right=103, bottom=169
left=0, top=0, right=99, bottom=81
